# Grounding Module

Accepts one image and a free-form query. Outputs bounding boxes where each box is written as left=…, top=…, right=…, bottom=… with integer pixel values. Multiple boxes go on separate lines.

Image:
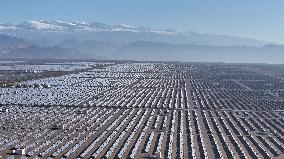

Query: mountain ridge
left=0, top=20, right=267, bottom=47
left=0, top=21, right=283, bottom=63
left=0, top=34, right=85, bottom=59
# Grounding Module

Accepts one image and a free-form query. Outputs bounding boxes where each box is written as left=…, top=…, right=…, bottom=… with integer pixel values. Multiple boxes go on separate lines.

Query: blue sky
left=1, top=0, right=284, bottom=44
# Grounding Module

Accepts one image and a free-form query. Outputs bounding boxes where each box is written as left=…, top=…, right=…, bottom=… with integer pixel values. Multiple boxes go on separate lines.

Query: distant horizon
left=1, top=0, right=284, bottom=44
left=0, top=19, right=277, bottom=45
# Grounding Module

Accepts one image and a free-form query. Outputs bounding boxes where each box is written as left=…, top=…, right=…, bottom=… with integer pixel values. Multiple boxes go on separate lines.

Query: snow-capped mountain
left=0, top=20, right=266, bottom=47
left=0, top=20, right=176, bottom=35
left=0, top=23, right=16, bottom=30
left=1, top=20, right=282, bottom=63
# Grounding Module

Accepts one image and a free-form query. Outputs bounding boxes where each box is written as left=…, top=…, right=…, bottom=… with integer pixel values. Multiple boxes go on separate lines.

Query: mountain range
left=0, top=20, right=283, bottom=63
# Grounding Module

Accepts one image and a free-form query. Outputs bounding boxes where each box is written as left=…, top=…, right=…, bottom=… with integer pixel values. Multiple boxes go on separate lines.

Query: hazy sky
left=1, top=0, right=284, bottom=44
